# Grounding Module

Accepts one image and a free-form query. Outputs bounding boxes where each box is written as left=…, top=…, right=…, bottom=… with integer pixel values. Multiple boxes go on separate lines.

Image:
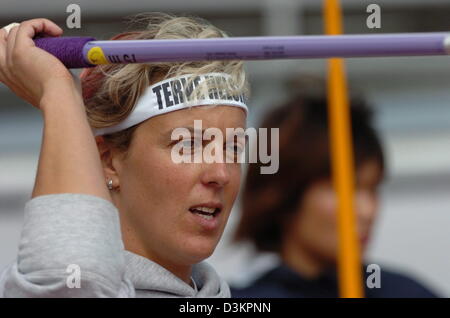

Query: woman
left=232, top=92, right=439, bottom=298
left=0, top=13, right=249, bottom=297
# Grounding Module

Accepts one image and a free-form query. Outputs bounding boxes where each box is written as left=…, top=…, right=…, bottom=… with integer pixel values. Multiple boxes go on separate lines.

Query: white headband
left=94, top=72, right=248, bottom=136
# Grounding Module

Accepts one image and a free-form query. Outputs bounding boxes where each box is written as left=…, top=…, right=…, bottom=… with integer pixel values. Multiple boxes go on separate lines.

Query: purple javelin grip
left=34, top=36, right=96, bottom=68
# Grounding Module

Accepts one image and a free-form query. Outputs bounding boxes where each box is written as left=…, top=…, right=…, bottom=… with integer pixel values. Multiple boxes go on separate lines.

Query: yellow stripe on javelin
left=86, top=46, right=109, bottom=65
left=324, top=0, right=364, bottom=298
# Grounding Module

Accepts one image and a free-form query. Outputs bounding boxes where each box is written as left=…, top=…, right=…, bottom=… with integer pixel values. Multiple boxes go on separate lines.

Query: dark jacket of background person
left=232, top=264, right=438, bottom=298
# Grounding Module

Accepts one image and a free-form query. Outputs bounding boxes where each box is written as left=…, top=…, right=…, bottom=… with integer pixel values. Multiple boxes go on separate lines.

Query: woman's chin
left=182, top=237, right=219, bottom=263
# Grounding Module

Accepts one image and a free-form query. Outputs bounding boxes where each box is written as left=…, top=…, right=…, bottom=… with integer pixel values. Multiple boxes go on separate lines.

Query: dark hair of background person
left=234, top=77, right=385, bottom=252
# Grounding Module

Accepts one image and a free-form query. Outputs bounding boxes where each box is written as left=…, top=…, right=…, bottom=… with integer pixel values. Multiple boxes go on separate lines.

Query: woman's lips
left=189, top=210, right=221, bottom=230
left=188, top=203, right=223, bottom=230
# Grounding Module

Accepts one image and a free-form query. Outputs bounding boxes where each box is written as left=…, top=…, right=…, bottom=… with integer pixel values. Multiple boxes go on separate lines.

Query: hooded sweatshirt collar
left=123, top=251, right=230, bottom=298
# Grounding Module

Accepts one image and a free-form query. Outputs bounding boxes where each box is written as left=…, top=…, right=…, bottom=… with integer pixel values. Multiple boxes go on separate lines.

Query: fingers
left=4, top=19, right=62, bottom=61
left=0, top=27, right=8, bottom=70
left=15, top=19, right=63, bottom=48
left=6, top=24, right=19, bottom=66
left=2, top=23, right=21, bottom=35
left=0, top=23, right=20, bottom=81
left=2, top=18, right=62, bottom=71
left=0, top=27, right=7, bottom=43
left=0, top=18, right=65, bottom=104
left=0, top=23, right=20, bottom=60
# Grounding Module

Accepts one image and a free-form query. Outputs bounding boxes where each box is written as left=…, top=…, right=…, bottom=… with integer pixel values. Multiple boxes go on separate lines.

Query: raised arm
left=0, top=19, right=110, bottom=201
left=0, top=19, right=132, bottom=297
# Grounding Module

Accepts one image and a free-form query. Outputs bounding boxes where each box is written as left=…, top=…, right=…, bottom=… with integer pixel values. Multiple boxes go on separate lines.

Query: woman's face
left=109, top=105, right=246, bottom=268
left=287, top=160, right=383, bottom=264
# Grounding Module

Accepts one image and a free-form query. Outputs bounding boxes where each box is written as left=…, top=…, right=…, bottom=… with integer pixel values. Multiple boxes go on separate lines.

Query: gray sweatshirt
left=0, top=193, right=230, bottom=298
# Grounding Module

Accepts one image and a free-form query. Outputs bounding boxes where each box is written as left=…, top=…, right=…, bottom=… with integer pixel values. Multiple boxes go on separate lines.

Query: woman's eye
left=226, top=142, right=244, bottom=155
left=182, top=140, right=195, bottom=148
left=179, top=139, right=201, bottom=153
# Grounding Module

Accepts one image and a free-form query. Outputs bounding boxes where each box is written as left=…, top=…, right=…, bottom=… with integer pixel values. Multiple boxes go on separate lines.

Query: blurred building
left=1, top=0, right=449, bottom=296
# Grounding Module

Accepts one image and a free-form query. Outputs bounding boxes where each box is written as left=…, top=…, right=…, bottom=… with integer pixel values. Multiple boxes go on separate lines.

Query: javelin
left=33, top=32, right=450, bottom=68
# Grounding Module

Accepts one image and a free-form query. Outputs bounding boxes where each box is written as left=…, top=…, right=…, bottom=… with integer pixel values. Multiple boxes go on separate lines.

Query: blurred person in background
left=231, top=79, right=439, bottom=298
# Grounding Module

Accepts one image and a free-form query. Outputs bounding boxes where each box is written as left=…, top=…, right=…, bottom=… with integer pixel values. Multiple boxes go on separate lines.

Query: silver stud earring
left=107, top=179, right=113, bottom=190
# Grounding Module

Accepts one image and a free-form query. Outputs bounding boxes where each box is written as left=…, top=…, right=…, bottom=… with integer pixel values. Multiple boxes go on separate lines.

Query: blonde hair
left=81, top=12, right=250, bottom=153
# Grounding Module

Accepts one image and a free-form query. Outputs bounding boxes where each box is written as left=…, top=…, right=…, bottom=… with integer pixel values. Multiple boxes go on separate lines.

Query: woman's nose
left=201, top=162, right=231, bottom=188
left=356, top=190, right=378, bottom=223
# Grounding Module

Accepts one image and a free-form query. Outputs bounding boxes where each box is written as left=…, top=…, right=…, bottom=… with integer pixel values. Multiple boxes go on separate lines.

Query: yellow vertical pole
left=323, top=0, right=364, bottom=298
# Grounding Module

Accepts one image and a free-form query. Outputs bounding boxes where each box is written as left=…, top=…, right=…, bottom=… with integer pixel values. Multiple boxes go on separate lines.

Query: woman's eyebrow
left=162, top=126, right=246, bottom=142
left=225, top=129, right=247, bottom=141
left=162, top=126, right=205, bottom=141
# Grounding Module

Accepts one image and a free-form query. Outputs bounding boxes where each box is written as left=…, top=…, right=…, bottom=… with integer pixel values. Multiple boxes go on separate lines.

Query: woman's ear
left=95, top=136, right=120, bottom=181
